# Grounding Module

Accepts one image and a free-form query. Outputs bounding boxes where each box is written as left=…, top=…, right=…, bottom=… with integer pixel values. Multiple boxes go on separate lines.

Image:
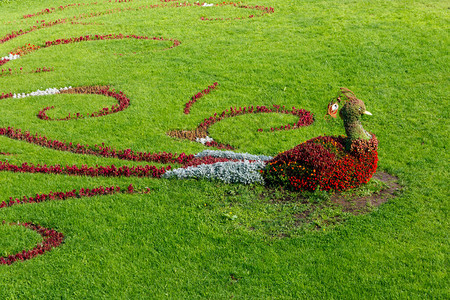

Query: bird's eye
left=332, top=104, right=338, bottom=112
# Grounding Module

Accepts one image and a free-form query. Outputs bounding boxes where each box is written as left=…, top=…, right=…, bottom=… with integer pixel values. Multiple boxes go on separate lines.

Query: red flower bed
left=1, top=33, right=180, bottom=62
left=0, top=0, right=280, bottom=265
left=168, top=104, right=313, bottom=149
left=0, top=222, right=64, bottom=265
left=23, top=0, right=135, bottom=19
left=0, top=184, right=149, bottom=209
left=0, top=160, right=170, bottom=178
left=200, top=2, right=275, bottom=21
left=0, top=59, right=10, bottom=66
left=197, top=105, right=313, bottom=133
left=0, top=127, right=194, bottom=164
left=0, top=19, right=67, bottom=45
left=1, top=66, right=54, bottom=77
left=184, top=82, right=218, bottom=114
left=37, top=86, right=131, bottom=121
left=2, top=2, right=275, bottom=46
left=42, top=34, right=180, bottom=50
left=0, top=184, right=150, bottom=265
left=262, top=135, right=378, bottom=191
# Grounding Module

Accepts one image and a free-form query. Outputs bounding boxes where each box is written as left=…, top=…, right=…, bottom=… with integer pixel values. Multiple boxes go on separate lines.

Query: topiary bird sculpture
left=262, top=88, right=378, bottom=191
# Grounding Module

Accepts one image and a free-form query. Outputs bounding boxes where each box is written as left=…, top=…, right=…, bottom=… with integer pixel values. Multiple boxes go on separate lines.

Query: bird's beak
left=363, top=111, right=372, bottom=116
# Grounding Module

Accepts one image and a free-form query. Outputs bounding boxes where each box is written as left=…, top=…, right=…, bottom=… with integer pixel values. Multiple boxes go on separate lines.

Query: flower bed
left=0, top=127, right=194, bottom=164
left=23, top=0, right=135, bottom=19
left=2, top=85, right=131, bottom=121
left=0, top=222, right=64, bottom=265
left=261, top=135, right=379, bottom=191
left=0, top=160, right=170, bottom=178
left=168, top=104, right=314, bottom=149
left=1, top=67, right=54, bottom=78
left=0, top=184, right=149, bottom=265
left=164, top=159, right=267, bottom=184
left=195, top=149, right=272, bottom=161
left=184, top=82, right=218, bottom=114
left=0, top=184, right=148, bottom=209
left=165, top=150, right=273, bottom=183
left=0, top=0, right=280, bottom=265
left=200, top=2, right=275, bottom=21
left=37, top=86, right=131, bottom=121
left=1, top=33, right=180, bottom=62
left=2, top=2, right=275, bottom=46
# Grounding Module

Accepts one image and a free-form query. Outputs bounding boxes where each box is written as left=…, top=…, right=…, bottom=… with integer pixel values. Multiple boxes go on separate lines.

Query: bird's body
left=262, top=88, right=378, bottom=191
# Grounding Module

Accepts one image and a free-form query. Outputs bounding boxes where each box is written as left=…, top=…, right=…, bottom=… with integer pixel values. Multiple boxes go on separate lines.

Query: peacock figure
left=261, top=88, right=379, bottom=191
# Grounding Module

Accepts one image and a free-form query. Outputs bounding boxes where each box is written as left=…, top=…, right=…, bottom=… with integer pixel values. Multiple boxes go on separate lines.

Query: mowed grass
left=0, top=0, right=448, bottom=298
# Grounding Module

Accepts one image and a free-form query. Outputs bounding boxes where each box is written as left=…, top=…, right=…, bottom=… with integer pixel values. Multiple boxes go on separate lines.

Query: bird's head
left=326, top=88, right=372, bottom=120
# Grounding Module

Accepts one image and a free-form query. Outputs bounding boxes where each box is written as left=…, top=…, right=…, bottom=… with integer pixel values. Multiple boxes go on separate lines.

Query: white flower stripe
left=11, top=87, right=72, bottom=99
left=163, top=160, right=267, bottom=184
left=194, top=149, right=273, bottom=161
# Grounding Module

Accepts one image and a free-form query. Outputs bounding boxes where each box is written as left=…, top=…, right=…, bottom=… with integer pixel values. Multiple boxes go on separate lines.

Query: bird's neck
left=344, top=118, right=372, bottom=141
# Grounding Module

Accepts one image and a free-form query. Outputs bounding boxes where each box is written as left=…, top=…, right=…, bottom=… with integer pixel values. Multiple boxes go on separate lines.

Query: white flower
left=1, top=53, right=20, bottom=61
left=196, top=136, right=215, bottom=144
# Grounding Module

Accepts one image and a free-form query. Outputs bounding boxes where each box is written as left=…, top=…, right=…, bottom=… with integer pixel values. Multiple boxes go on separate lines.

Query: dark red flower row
left=168, top=104, right=313, bottom=150
left=37, top=86, right=130, bottom=121
left=0, top=184, right=149, bottom=265
left=0, top=92, right=13, bottom=100
left=184, top=82, right=218, bottom=114
left=42, top=34, right=180, bottom=50
left=204, top=140, right=234, bottom=150
left=0, top=59, right=10, bottom=67
left=1, top=67, right=54, bottom=77
left=0, top=184, right=148, bottom=209
left=0, top=127, right=194, bottom=164
left=0, top=19, right=67, bottom=44
left=200, top=2, right=275, bottom=21
left=0, top=161, right=170, bottom=178
left=3, top=2, right=274, bottom=45
left=23, top=0, right=135, bottom=19
left=0, top=222, right=64, bottom=265
left=197, top=105, right=314, bottom=133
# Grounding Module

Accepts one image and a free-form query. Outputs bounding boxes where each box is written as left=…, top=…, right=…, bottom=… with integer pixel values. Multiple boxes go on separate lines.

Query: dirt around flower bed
left=253, top=171, right=402, bottom=234
left=331, top=171, right=401, bottom=215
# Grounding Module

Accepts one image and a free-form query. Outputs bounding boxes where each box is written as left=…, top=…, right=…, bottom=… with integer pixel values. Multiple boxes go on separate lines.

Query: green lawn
left=0, top=0, right=448, bottom=298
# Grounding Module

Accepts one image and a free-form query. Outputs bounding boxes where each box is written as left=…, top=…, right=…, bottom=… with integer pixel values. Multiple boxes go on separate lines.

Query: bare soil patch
left=331, top=171, right=401, bottom=215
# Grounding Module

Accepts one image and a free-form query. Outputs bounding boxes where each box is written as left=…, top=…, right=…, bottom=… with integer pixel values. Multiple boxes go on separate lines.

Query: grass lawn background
left=0, top=0, right=448, bottom=298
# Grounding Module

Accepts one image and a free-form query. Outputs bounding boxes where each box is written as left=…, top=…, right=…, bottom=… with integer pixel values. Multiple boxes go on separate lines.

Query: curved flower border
left=23, top=0, right=135, bottom=19
left=0, top=222, right=64, bottom=265
left=185, top=82, right=218, bottom=114
left=200, top=2, right=275, bottom=21
left=37, top=86, right=131, bottom=121
left=0, top=184, right=149, bottom=265
left=168, top=104, right=314, bottom=149
left=2, top=2, right=274, bottom=46
left=0, top=127, right=194, bottom=164
left=1, top=184, right=148, bottom=209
